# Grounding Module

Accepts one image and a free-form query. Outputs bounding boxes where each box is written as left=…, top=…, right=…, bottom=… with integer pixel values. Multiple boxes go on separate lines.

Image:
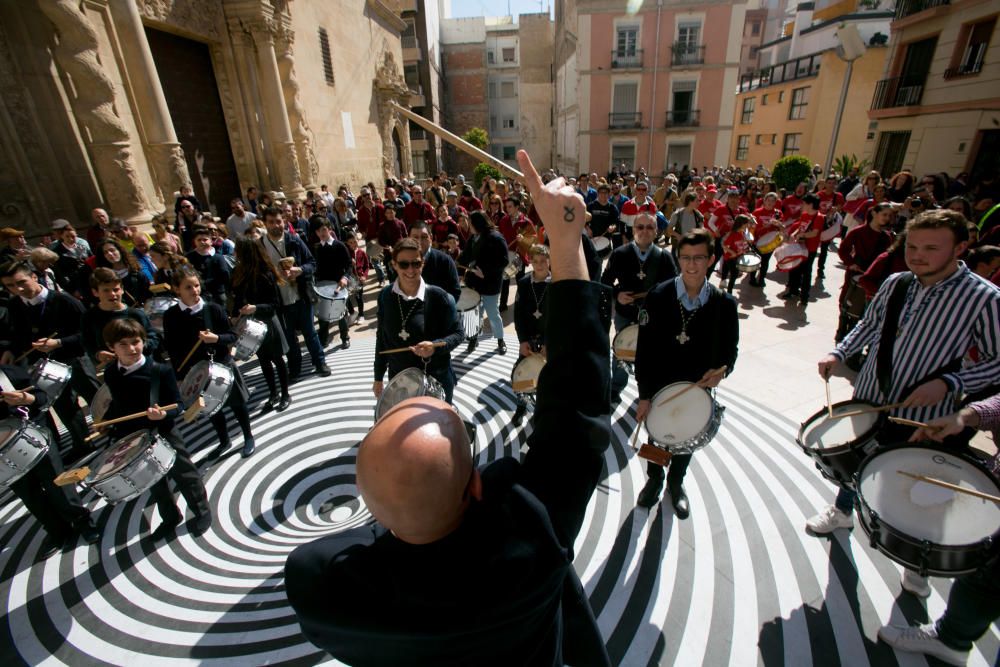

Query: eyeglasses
left=678, top=254, right=710, bottom=263
left=395, top=259, right=423, bottom=270
left=634, top=225, right=656, bottom=231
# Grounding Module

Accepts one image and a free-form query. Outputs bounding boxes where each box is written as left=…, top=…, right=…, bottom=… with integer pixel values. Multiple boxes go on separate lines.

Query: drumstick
left=380, top=341, right=447, bottom=355
left=629, top=423, right=642, bottom=451
left=830, top=402, right=905, bottom=420
left=14, top=333, right=58, bottom=363
left=888, top=416, right=933, bottom=429
left=897, top=470, right=1000, bottom=504
left=824, top=378, right=833, bottom=418
left=90, top=403, right=179, bottom=430
left=177, top=339, right=203, bottom=372
left=655, top=366, right=727, bottom=407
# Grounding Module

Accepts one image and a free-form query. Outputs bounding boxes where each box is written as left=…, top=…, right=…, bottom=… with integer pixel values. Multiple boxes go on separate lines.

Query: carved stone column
left=248, top=21, right=304, bottom=200
left=275, top=26, right=319, bottom=191
left=109, top=0, right=190, bottom=206
left=373, top=52, right=413, bottom=180
left=38, top=0, right=154, bottom=221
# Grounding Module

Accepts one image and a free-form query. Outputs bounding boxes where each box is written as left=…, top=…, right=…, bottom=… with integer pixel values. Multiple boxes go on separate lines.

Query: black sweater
left=635, top=279, right=739, bottom=400
left=373, top=284, right=464, bottom=383
left=184, top=251, right=230, bottom=305
left=514, top=274, right=550, bottom=345
left=81, top=306, right=160, bottom=360
left=102, top=358, right=183, bottom=438
left=421, top=248, right=461, bottom=302
left=3, top=289, right=85, bottom=364
left=162, top=301, right=237, bottom=375
left=601, top=243, right=678, bottom=323
left=313, top=240, right=353, bottom=283
left=459, top=230, right=508, bottom=296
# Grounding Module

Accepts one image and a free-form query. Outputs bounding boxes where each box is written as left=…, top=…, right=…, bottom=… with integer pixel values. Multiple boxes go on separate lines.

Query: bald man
left=285, top=150, right=614, bottom=666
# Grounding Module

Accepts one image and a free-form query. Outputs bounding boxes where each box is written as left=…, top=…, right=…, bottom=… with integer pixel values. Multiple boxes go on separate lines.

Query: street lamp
left=824, top=23, right=866, bottom=175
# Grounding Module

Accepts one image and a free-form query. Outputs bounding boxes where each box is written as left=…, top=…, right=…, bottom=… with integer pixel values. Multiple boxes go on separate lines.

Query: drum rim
left=88, top=429, right=156, bottom=479
left=796, top=399, right=884, bottom=455
left=645, top=381, right=715, bottom=446
left=376, top=367, right=445, bottom=420
left=510, top=354, right=546, bottom=387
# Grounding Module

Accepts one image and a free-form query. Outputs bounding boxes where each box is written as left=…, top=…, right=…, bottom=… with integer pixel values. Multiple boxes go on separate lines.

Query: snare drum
left=592, top=236, right=612, bottom=258
left=612, top=324, right=639, bottom=363
left=736, top=253, right=761, bottom=274
left=0, top=418, right=50, bottom=487
left=504, top=252, right=523, bottom=280
left=30, top=359, right=72, bottom=404
left=755, top=230, right=785, bottom=254
left=796, top=400, right=883, bottom=487
left=180, top=360, right=234, bottom=418
left=511, top=355, right=546, bottom=396
left=375, top=368, right=447, bottom=421
left=456, top=287, right=482, bottom=339
left=233, top=317, right=268, bottom=361
left=645, top=382, right=724, bottom=454
left=773, top=242, right=808, bottom=271
left=856, top=444, right=1000, bottom=576
left=820, top=214, right=843, bottom=242
left=313, top=281, right=348, bottom=322
left=144, top=296, right=178, bottom=333
left=84, top=429, right=176, bottom=504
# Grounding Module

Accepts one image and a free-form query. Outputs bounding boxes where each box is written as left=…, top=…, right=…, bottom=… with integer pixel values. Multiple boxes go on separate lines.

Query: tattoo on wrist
left=563, top=206, right=575, bottom=222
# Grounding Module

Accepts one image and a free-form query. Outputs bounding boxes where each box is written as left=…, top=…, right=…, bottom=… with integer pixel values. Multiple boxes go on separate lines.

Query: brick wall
left=442, top=43, right=488, bottom=176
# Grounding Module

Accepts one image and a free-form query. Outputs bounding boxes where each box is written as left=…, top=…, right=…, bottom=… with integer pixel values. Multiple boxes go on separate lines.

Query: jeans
left=935, top=556, right=1000, bottom=652
left=280, top=298, right=326, bottom=373
left=480, top=293, right=504, bottom=340
left=372, top=258, right=386, bottom=284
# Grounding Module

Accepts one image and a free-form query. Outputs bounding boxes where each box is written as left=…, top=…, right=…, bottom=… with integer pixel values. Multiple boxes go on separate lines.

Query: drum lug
left=918, top=541, right=932, bottom=578
left=866, top=507, right=880, bottom=548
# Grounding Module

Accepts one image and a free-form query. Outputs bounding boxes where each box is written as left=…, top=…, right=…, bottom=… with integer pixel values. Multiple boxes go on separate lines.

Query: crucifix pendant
left=676, top=330, right=690, bottom=344
left=533, top=310, right=542, bottom=319
left=637, top=271, right=646, bottom=280
left=399, top=330, right=410, bottom=341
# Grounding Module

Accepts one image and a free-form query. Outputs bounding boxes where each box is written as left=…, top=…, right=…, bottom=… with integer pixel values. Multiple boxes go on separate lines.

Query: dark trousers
left=49, top=385, right=90, bottom=453
left=10, top=435, right=93, bottom=541
left=72, top=357, right=100, bottom=404
left=499, top=264, right=525, bottom=309
left=280, top=297, right=326, bottom=374
left=816, top=240, right=832, bottom=278
left=708, top=237, right=724, bottom=276
left=786, top=251, right=817, bottom=300
left=719, top=257, right=740, bottom=293
left=209, top=388, right=253, bottom=446
left=755, top=251, right=773, bottom=285
left=317, top=317, right=349, bottom=345
left=646, top=454, right=693, bottom=490
left=258, top=349, right=289, bottom=399
left=148, top=428, right=209, bottom=524
left=936, top=557, right=1000, bottom=653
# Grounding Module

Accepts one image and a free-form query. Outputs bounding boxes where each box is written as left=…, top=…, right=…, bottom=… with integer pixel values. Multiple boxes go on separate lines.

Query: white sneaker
left=357, top=316, right=365, bottom=323
left=878, top=623, right=968, bottom=666
left=900, top=568, right=931, bottom=597
left=805, top=505, right=854, bottom=534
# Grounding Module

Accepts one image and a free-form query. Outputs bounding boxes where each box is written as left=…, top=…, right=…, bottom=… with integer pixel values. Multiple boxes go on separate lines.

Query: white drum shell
left=736, top=254, right=761, bottom=274
left=314, top=281, right=348, bottom=322
left=234, top=318, right=268, bottom=361
left=30, top=359, right=73, bottom=404
left=773, top=242, right=808, bottom=271
left=612, top=324, right=639, bottom=362
left=90, top=384, right=113, bottom=423
left=456, top=287, right=482, bottom=339
left=503, top=252, right=523, bottom=280
left=0, top=418, right=50, bottom=487
left=144, top=296, right=178, bottom=333
left=180, top=361, right=234, bottom=418
left=85, top=430, right=176, bottom=504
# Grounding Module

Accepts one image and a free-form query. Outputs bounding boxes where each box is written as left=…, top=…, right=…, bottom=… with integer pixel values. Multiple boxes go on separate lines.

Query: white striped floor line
left=0, top=336, right=996, bottom=666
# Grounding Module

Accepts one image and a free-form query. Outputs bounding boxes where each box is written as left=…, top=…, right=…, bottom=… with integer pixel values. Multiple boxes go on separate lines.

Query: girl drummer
left=162, top=267, right=257, bottom=458
left=372, top=238, right=464, bottom=404
left=718, top=215, right=752, bottom=295
left=750, top=192, right=783, bottom=287
left=231, top=237, right=291, bottom=413
left=458, top=211, right=509, bottom=355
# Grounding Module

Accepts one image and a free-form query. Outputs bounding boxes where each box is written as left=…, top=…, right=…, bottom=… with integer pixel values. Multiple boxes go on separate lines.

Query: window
left=771, top=134, right=777, bottom=145
left=611, top=81, right=640, bottom=127
left=737, top=135, right=750, bottom=160
left=401, top=19, right=417, bottom=50
left=873, top=131, right=911, bottom=177
left=762, top=94, right=768, bottom=105
left=404, top=64, right=420, bottom=90
left=616, top=27, right=639, bottom=55
left=948, top=17, right=995, bottom=78
left=666, top=143, right=692, bottom=170
left=500, top=81, right=516, bottom=98
left=782, top=133, right=801, bottom=156
left=789, top=86, right=809, bottom=120
left=751, top=22, right=761, bottom=37
left=502, top=47, right=516, bottom=63
left=487, top=50, right=496, bottom=64
left=502, top=145, right=517, bottom=161
left=778, top=91, right=784, bottom=102
left=741, top=97, right=755, bottom=124
left=755, top=134, right=763, bottom=145
left=318, top=28, right=334, bottom=85
left=502, top=117, right=516, bottom=129
left=490, top=115, right=497, bottom=131
left=749, top=46, right=759, bottom=58
left=611, top=143, right=636, bottom=170
left=677, top=22, right=700, bottom=49
left=487, top=81, right=497, bottom=99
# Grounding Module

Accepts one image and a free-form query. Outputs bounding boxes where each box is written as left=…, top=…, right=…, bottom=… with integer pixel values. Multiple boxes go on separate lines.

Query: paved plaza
left=1, top=251, right=997, bottom=666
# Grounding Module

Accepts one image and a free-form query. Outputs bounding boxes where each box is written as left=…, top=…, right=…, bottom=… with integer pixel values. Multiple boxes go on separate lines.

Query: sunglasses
left=395, top=259, right=423, bottom=270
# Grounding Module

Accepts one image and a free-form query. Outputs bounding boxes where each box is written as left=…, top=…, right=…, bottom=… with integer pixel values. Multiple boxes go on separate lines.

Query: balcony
left=944, top=59, right=984, bottom=79
left=665, top=109, right=700, bottom=128
left=871, top=75, right=926, bottom=110
left=671, top=44, right=705, bottom=67
left=895, top=0, right=950, bottom=21
left=611, top=49, right=643, bottom=69
left=608, top=112, right=642, bottom=129
left=407, top=84, right=425, bottom=106
left=738, top=53, right=821, bottom=92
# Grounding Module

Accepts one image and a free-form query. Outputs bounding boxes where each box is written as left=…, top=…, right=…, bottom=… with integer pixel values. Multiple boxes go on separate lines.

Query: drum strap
left=877, top=273, right=913, bottom=397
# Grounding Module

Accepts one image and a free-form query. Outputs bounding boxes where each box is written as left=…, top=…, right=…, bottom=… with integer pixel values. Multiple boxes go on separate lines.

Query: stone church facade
left=0, top=0, right=416, bottom=237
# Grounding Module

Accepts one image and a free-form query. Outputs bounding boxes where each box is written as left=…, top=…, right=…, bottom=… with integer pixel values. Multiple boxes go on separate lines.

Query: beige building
left=729, top=1, right=891, bottom=170
left=440, top=13, right=554, bottom=173
left=0, top=0, right=416, bottom=238
left=866, top=0, right=1000, bottom=180
left=398, top=0, right=445, bottom=178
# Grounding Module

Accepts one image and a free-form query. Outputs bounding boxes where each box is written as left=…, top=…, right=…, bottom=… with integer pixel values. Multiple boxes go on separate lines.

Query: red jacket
left=431, top=217, right=460, bottom=246
left=353, top=247, right=370, bottom=279
left=357, top=204, right=384, bottom=241
left=838, top=223, right=892, bottom=273
left=402, top=200, right=435, bottom=228
left=818, top=191, right=845, bottom=216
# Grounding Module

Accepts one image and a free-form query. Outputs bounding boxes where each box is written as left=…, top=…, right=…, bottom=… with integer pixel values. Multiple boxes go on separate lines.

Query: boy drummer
left=100, top=318, right=211, bottom=540
left=511, top=244, right=551, bottom=425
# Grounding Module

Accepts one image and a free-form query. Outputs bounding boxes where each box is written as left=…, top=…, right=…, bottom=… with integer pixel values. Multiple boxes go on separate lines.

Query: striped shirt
left=832, top=263, right=1000, bottom=422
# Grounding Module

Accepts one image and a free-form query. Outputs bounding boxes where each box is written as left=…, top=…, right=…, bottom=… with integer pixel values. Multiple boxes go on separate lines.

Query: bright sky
left=446, top=0, right=553, bottom=19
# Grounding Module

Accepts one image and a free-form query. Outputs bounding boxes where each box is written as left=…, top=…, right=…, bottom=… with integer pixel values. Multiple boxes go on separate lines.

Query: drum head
left=800, top=401, right=880, bottom=451
left=90, top=385, right=113, bottom=423
left=90, top=430, right=152, bottom=479
left=180, top=360, right=212, bottom=403
left=613, top=324, right=640, bottom=360
left=646, top=382, right=713, bottom=444
left=593, top=236, right=611, bottom=252
left=858, top=446, right=1000, bottom=546
left=511, top=355, right=546, bottom=391
left=456, top=287, right=481, bottom=312
left=314, top=281, right=340, bottom=300
left=144, top=296, right=177, bottom=314
left=376, top=368, right=443, bottom=420
left=774, top=243, right=808, bottom=271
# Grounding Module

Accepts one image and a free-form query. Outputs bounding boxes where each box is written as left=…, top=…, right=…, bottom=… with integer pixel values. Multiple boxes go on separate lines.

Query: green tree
left=474, top=162, right=502, bottom=189
left=462, top=127, right=489, bottom=151
left=772, top=155, right=813, bottom=192
left=832, top=154, right=871, bottom=178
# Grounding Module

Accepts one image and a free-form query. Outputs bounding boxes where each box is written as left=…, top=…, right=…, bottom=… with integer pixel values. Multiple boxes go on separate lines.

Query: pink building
left=555, top=0, right=750, bottom=177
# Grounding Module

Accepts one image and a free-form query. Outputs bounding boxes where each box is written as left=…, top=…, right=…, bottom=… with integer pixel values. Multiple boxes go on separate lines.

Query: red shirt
left=751, top=206, right=782, bottom=239
left=401, top=200, right=435, bottom=228
left=838, top=223, right=892, bottom=273
left=708, top=204, right=748, bottom=238
left=352, top=248, right=370, bottom=279
left=818, top=190, right=845, bottom=215
left=781, top=195, right=804, bottom=220
left=697, top=198, right=722, bottom=220
left=459, top=195, right=482, bottom=212
left=431, top=217, right=460, bottom=246
left=496, top=214, right=516, bottom=246
left=722, top=229, right=751, bottom=260
left=788, top=212, right=824, bottom=253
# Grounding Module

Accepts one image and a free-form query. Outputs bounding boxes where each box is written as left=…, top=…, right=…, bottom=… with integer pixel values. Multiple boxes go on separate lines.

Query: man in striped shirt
left=807, top=211, right=1000, bottom=590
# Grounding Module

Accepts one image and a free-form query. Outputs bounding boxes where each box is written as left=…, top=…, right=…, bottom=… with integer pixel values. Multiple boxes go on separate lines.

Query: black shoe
left=211, top=440, right=231, bottom=458
left=799, top=297, right=809, bottom=307
left=777, top=289, right=797, bottom=299
left=150, top=514, right=181, bottom=541
left=466, top=337, right=478, bottom=354
left=259, top=394, right=278, bottom=415
left=670, top=486, right=690, bottom=519
left=277, top=394, right=292, bottom=412
left=637, top=477, right=664, bottom=508
left=512, top=404, right=527, bottom=425
left=315, top=363, right=332, bottom=377
left=342, top=339, right=351, bottom=349
left=37, top=535, right=63, bottom=560
left=497, top=339, right=507, bottom=355
left=78, top=522, right=101, bottom=545
left=188, top=512, right=213, bottom=537
left=241, top=438, right=256, bottom=459
left=318, top=337, right=329, bottom=348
